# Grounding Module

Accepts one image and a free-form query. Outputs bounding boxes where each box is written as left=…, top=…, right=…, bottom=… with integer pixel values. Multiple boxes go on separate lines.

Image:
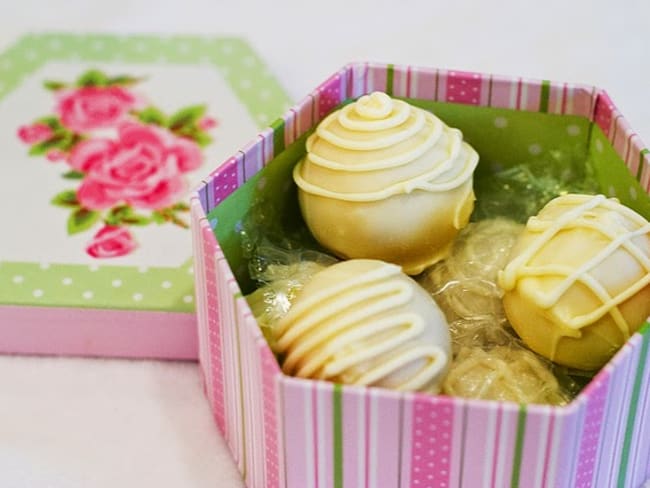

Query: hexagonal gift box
left=191, top=63, right=650, bottom=488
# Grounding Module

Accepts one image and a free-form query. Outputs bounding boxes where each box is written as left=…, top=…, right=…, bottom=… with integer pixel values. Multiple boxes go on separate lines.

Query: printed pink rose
left=198, top=116, right=218, bottom=130
left=86, top=225, right=137, bottom=258
left=46, top=149, right=66, bottom=162
left=69, top=122, right=203, bottom=210
left=57, top=86, right=138, bottom=133
left=17, top=123, right=53, bottom=144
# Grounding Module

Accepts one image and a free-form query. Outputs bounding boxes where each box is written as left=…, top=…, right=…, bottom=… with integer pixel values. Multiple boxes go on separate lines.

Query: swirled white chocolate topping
left=498, top=193, right=650, bottom=370
left=273, top=259, right=451, bottom=392
left=294, top=92, right=478, bottom=201
left=293, top=92, right=479, bottom=274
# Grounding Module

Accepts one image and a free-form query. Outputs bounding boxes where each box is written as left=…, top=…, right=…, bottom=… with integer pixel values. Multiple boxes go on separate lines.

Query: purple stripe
left=490, top=406, right=503, bottom=488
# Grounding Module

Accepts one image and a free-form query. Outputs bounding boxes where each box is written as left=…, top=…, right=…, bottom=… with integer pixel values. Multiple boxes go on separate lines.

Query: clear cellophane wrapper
left=419, top=218, right=583, bottom=405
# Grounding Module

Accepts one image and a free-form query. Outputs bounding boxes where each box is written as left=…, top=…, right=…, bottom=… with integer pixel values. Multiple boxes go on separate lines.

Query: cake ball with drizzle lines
left=293, top=92, right=479, bottom=275
left=498, top=194, right=650, bottom=370
left=273, top=259, right=451, bottom=393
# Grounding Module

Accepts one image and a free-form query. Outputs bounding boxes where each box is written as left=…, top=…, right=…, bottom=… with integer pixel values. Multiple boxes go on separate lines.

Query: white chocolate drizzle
left=293, top=91, right=479, bottom=202
left=499, top=194, right=650, bottom=341
left=274, top=260, right=449, bottom=391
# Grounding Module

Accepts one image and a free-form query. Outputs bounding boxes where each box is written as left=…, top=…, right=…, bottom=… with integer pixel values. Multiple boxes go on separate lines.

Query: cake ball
left=273, top=259, right=451, bottom=393
left=293, top=92, right=479, bottom=275
left=498, top=194, right=650, bottom=370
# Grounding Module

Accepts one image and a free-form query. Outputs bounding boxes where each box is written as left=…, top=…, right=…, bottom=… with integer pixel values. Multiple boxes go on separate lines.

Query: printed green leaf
left=137, top=106, right=168, bottom=126
left=121, top=215, right=151, bottom=226
left=61, top=170, right=85, bottom=180
left=51, top=190, right=80, bottom=208
left=105, top=205, right=152, bottom=226
left=151, top=211, right=167, bottom=224
left=192, top=131, right=213, bottom=147
left=67, top=208, right=100, bottom=235
left=168, top=105, right=206, bottom=131
left=36, top=116, right=63, bottom=130
left=77, top=69, right=108, bottom=87
left=43, top=80, right=67, bottom=91
left=171, top=202, right=190, bottom=212
left=29, top=136, right=65, bottom=156
left=108, top=75, right=144, bottom=86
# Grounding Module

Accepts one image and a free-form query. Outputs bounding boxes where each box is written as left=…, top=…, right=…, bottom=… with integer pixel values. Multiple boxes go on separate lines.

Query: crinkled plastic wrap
left=420, top=218, right=523, bottom=323
left=245, top=249, right=337, bottom=346
left=420, top=217, right=580, bottom=405
left=443, top=345, right=571, bottom=405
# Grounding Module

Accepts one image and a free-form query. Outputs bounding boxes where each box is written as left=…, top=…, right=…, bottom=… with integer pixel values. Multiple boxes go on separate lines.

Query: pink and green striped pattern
left=192, top=62, right=650, bottom=488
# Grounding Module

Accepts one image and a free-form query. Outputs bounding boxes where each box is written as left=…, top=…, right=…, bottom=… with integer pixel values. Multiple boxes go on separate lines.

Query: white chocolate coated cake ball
left=498, top=194, right=650, bottom=370
left=293, top=92, right=479, bottom=275
left=273, top=259, right=451, bottom=393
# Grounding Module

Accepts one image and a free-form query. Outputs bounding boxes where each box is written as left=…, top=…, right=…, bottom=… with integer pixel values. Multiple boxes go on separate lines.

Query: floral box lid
left=0, top=33, right=290, bottom=358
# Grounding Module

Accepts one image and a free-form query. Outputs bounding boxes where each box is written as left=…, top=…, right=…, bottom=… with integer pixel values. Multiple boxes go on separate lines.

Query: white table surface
left=1, top=1, right=649, bottom=486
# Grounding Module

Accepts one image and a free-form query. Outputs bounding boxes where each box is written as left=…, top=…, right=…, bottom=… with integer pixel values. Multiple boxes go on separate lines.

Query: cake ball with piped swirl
left=293, top=91, right=479, bottom=275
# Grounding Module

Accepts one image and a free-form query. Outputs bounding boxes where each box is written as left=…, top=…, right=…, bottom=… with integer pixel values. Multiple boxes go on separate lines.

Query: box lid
left=0, top=33, right=290, bottom=358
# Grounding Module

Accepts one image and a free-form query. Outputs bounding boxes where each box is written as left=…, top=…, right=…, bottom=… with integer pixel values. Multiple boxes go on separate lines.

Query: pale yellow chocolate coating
left=273, top=259, right=451, bottom=393
left=498, top=194, right=650, bottom=370
left=294, top=92, right=479, bottom=275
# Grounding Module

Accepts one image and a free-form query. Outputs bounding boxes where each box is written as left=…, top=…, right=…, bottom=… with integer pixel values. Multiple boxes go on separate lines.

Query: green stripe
left=333, top=384, right=343, bottom=488
left=270, top=118, right=285, bottom=157
left=386, top=64, right=394, bottom=96
left=539, top=80, right=551, bottom=113
left=616, top=322, right=650, bottom=488
left=510, top=404, right=527, bottom=488
left=636, top=148, right=649, bottom=181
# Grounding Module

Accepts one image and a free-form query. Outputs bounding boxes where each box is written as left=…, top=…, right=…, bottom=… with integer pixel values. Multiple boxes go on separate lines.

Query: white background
left=1, top=1, right=649, bottom=487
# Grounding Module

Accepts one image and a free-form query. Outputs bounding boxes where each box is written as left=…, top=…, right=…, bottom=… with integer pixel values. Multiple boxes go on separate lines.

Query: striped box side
left=368, top=388, right=402, bottom=488
left=190, top=199, right=211, bottom=397
left=593, top=90, right=617, bottom=138
left=614, top=328, right=650, bottom=488
left=282, top=377, right=316, bottom=488
left=517, top=405, right=555, bottom=488
left=591, top=337, right=640, bottom=487
left=460, top=401, right=501, bottom=488
left=574, top=375, right=610, bottom=488
left=259, top=343, right=282, bottom=488
left=217, top=257, right=245, bottom=469
left=409, top=65, right=439, bottom=100
left=628, top=328, right=650, bottom=487
left=408, top=394, right=456, bottom=487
